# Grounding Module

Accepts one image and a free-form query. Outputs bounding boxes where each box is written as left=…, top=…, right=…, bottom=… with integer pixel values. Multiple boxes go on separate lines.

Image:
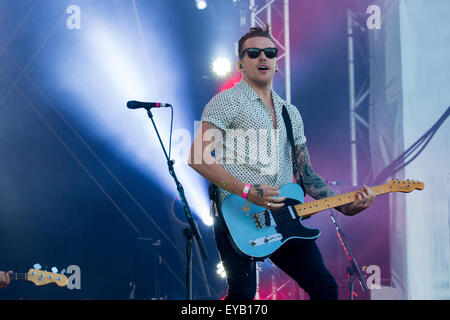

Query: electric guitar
left=221, top=179, right=424, bottom=258
left=8, top=267, right=68, bottom=287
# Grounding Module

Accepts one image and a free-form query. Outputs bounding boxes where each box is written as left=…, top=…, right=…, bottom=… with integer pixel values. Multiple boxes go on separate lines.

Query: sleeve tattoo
left=293, top=144, right=338, bottom=200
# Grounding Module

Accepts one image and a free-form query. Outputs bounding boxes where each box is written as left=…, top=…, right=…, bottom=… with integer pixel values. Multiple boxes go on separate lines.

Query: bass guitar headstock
left=27, top=268, right=68, bottom=287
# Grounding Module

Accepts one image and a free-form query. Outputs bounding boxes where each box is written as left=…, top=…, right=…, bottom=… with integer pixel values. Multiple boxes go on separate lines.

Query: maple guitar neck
left=220, top=179, right=423, bottom=258
left=293, top=184, right=392, bottom=218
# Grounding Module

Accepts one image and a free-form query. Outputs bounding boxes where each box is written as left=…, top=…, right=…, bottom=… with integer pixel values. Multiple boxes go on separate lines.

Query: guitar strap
left=281, top=105, right=306, bottom=193
left=206, top=105, right=306, bottom=261
left=209, top=105, right=306, bottom=210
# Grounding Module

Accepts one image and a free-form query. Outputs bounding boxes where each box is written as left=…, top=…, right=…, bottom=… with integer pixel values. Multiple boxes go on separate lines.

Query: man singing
left=189, top=24, right=375, bottom=300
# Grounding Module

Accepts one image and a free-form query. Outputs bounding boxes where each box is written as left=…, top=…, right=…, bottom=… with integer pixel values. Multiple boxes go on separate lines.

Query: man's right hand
left=247, top=184, right=286, bottom=209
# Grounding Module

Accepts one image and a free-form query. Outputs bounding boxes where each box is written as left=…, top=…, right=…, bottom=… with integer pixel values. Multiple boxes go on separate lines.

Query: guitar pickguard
left=221, top=183, right=321, bottom=258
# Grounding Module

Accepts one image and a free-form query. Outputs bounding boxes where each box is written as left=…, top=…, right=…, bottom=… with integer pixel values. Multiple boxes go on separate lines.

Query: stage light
left=212, top=57, right=232, bottom=77
left=216, top=262, right=226, bottom=278
left=196, top=0, right=207, bottom=10
left=56, top=18, right=212, bottom=226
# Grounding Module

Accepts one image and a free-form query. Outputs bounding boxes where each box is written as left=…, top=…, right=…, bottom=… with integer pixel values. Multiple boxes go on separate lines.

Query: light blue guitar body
left=221, top=183, right=321, bottom=259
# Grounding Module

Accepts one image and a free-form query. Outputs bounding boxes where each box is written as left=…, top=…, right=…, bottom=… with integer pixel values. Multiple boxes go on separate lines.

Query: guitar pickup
left=264, top=210, right=271, bottom=227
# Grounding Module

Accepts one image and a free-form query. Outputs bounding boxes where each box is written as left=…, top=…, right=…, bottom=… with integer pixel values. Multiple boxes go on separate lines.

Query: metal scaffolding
left=238, top=3, right=371, bottom=186
left=347, top=9, right=371, bottom=186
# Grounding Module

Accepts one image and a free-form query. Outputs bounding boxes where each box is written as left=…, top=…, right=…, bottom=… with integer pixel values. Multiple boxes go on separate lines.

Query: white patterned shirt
left=201, top=78, right=307, bottom=214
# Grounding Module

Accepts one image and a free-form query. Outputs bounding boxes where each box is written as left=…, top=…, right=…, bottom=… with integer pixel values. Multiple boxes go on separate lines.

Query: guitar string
left=10, top=273, right=61, bottom=280
left=254, top=207, right=299, bottom=227
left=252, top=185, right=389, bottom=228
left=253, top=196, right=354, bottom=228
left=253, top=185, right=389, bottom=226
left=257, top=200, right=337, bottom=221
left=259, top=186, right=390, bottom=226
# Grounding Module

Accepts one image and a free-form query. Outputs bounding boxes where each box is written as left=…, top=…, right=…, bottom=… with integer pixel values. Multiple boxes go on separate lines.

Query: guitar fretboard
left=10, top=273, right=28, bottom=281
left=294, top=184, right=391, bottom=217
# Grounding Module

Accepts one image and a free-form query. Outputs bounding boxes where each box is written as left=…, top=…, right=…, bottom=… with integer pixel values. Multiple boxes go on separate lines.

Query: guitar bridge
left=253, top=213, right=263, bottom=229
left=253, top=211, right=276, bottom=229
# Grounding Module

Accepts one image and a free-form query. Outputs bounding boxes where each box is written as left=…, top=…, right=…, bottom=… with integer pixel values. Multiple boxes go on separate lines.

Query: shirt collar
left=236, top=78, right=260, bottom=101
left=236, top=78, right=286, bottom=109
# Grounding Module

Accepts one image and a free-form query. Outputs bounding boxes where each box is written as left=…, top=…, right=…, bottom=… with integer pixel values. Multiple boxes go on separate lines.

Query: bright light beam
left=56, top=17, right=212, bottom=225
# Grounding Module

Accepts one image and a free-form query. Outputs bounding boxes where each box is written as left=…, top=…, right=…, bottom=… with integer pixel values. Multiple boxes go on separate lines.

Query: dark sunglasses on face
left=240, top=47, right=278, bottom=59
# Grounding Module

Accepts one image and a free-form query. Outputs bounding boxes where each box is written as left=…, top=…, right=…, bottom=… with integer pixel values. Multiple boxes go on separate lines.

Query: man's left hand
left=341, top=185, right=375, bottom=216
left=0, top=271, right=12, bottom=288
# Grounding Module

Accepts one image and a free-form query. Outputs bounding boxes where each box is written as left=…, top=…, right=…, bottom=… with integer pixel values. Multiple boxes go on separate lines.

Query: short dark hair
left=237, top=23, right=275, bottom=59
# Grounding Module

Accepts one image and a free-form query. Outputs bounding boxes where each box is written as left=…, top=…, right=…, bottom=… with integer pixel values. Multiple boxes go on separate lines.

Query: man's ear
left=237, top=60, right=243, bottom=70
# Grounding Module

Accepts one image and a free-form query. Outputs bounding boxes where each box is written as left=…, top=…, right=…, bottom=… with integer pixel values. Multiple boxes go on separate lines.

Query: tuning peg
left=60, top=269, right=66, bottom=275
left=51, top=267, right=58, bottom=273
left=33, top=263, right=42, bottom=270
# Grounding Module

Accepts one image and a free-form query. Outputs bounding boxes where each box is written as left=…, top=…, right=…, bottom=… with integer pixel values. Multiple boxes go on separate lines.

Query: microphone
left=127, top=100, right=172, bottom=110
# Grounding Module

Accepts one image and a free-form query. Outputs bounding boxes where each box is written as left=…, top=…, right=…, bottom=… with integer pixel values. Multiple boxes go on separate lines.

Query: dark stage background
left=0, top=0, right=389, bottom=300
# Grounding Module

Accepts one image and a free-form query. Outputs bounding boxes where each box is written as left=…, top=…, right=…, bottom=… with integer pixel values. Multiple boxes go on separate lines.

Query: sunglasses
left=240, top=47, right=278, bottom=59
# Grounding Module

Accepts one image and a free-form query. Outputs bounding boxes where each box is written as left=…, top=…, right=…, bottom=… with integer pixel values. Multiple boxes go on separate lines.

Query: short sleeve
left=286, top=104, right=307, bottom=146
left=200, top=91, right=237, bottom=131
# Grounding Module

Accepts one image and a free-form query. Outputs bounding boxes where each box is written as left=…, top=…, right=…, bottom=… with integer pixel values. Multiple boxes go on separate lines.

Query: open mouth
left=258, top=65, right=269, bottom=71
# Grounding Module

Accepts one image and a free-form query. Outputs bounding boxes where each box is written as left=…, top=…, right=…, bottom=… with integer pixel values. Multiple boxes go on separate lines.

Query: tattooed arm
left=293, top=144, right=374, bottom=216
left=293, top=144, right=337, bottom=200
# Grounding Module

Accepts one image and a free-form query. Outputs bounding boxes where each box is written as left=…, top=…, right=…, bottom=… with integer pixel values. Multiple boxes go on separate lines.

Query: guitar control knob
left=250, top=240, right=256, bottom=246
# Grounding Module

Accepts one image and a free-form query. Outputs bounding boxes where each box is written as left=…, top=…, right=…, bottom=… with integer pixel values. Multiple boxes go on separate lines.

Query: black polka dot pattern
left=200, top=79, right=307, bottom=216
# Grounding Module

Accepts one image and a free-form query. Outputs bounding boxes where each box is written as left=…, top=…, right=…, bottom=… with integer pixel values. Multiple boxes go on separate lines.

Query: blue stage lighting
left=56, top=17, right=212, bottom=226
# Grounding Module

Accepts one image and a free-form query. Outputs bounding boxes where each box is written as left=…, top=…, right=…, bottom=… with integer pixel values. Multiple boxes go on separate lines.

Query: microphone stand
left=328, top=209, right=368, bottom=299
left=145, top=108, right=208, bottom=300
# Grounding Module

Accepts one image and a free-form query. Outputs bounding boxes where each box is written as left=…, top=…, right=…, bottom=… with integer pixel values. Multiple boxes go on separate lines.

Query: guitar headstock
left=27, top=269, right=68, bottom=287
left=388, top=179, right=425, bottom=193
